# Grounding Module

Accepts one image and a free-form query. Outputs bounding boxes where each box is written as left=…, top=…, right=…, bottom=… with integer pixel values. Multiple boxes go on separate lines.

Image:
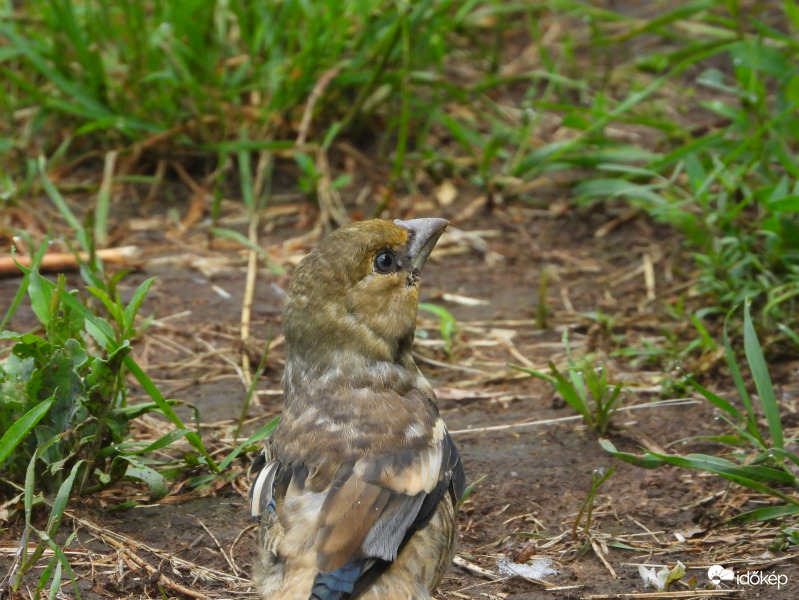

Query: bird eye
left=374, top=249, right=398, bottom=273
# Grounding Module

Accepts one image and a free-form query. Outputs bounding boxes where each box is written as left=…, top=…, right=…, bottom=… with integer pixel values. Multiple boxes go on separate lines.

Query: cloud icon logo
left=708, top=564, right=735, bottom=585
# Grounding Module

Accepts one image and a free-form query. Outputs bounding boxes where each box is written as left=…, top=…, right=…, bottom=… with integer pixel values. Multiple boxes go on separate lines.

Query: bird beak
left=394, top=217, right=449, bottom=272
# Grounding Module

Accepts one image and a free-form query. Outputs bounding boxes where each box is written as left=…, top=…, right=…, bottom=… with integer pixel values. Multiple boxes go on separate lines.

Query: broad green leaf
left=729, top=40, right=791, bottom=78
left=124, top=460, right=169, bottom=499
left=86, top=286, right=124, bottom=327
left=1, top=241, right=50, bottom=330
left=27, top=269, right=53, bottom=326
left=769, top=196, right=799, bottom=212
left=733, top=504, right=799, bottom=522
left=84, top=316, right=117, bottom=350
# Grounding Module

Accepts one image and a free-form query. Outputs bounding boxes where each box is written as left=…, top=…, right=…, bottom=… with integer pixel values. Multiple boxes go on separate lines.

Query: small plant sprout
left=512, top=332, right=624, bottom=435
left=459, top=474, right=487, bottom=507
left=418, top=303, right=459, bottom=360
left=571, top=465, right=617, bottom=540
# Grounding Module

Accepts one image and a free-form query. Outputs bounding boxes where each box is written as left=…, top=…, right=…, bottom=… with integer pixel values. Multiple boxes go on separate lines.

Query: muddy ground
left=2, top=191, right=798, bottom=599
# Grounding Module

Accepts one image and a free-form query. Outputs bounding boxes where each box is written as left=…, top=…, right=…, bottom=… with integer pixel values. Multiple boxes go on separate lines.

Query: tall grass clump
left=0, top=1, right=506, bottom=176
left=392, top=0, right=799, bottom=331
left=558, top=1, right=799, bottom=327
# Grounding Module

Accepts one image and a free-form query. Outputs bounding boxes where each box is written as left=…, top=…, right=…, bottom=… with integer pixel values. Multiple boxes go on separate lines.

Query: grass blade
left=38, top=156, right=89, bottom=251
left=46, top=461, right=84, bottom=535
left=598, top=439, right=665, bottom=469
left=686, top=377, right=745, bottom=423
left=121, top=457, right=169, bottom=499
left=122, top=357, right=219, bottom=472
left=115, top=429, right=192, bottom=455
left=0, top=396, right=55, bottom=469
left=122, top=276, right=157, bottom=333
left=743, top=300, right=784, bottom=450
left=0, top=243, right=50, bottom=330
left=219, top=416, right=280, bottom=472
left=733, top=504, right=799, bottom=522
left=723, top=308, right=762, bottom=442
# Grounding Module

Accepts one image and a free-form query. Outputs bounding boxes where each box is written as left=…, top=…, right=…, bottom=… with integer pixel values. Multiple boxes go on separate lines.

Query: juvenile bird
left=249, top=218, right=464, bottom=600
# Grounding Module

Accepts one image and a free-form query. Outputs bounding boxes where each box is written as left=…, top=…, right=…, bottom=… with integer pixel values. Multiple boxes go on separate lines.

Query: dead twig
left=453, top=555, right=500, bottom=580
left=296, top=68, right=340, bottom=146
left=193, top=515, right=241, bottom=577
left=589, top=536, right=617, bottom=579
left=449, top=399, right=699, bottom=435
left=240, top=149, right=272, bottom=392
left=0, top=247, right=141, bottom=276
left=99, top=532, right=211, bottom=599
left=584, top=592, right=742, bottom=599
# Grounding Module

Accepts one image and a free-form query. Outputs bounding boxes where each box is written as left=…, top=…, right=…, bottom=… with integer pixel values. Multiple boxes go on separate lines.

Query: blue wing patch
left=311, top=559, right=373, bottom=600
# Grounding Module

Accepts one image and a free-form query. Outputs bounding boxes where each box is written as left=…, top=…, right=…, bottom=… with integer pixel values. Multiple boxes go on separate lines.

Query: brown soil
left=2, top=194, right=799, bottom=600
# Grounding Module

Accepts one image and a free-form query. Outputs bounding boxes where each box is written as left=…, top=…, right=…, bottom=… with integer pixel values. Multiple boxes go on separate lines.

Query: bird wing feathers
left=249, top=386, right=464, bottom=597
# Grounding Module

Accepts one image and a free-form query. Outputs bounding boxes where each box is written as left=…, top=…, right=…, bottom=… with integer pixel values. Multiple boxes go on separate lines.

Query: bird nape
left=249, top=218, right=465, bottom=600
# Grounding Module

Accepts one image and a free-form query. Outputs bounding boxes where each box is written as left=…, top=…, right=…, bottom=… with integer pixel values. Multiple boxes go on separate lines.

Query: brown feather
left=317, top=482, right=390, bottom=571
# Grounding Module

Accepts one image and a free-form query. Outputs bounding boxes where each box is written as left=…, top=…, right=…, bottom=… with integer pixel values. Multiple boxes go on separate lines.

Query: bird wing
left=314, top=417, right=459, bottom=570
left=249, top=387, right=464, bottom=598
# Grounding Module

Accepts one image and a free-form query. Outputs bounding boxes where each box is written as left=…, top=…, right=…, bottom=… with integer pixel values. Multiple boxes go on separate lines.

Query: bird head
left=282, top=218, right=448, bottom=385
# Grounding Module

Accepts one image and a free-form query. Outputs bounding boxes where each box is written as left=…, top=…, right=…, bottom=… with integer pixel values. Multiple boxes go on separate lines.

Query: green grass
left=419, top=303, right=459, bottom=360
left=572, top=464, right=617, bottom=539
left=561, top=3, right=799, bottom=329
left=3, top=0, right=799, bottom=589
left=512, top=331, right=624, bottom=435
left=0, top=238, right=278, bottom=596
left=601, top=301, right=799, bottom=523
left=1, top=0, right=503, bottom=194
left=4, top=0, right=799, bottom=330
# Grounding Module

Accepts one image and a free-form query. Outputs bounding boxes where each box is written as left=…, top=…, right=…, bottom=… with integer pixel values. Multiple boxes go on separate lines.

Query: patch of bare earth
left=2, top=197, right=799, bottom=599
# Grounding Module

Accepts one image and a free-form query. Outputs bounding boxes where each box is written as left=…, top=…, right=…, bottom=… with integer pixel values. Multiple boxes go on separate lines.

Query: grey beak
left=394, top=217, right=449, bottom=272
